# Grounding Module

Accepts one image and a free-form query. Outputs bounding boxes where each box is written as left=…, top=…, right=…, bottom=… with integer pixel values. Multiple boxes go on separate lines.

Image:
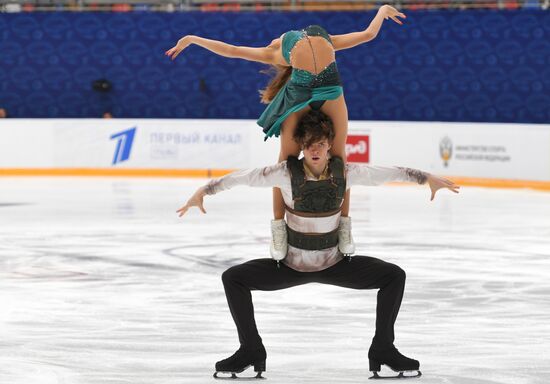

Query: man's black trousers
left=221, top=255, right=406, bottom=350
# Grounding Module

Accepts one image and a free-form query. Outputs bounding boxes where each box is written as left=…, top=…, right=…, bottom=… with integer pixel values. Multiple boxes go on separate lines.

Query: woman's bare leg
left=321, top=95, right=350, bottom=217
left=320, top=95, right=354, bottom=255
left=273, top=108, right=310, bottom=219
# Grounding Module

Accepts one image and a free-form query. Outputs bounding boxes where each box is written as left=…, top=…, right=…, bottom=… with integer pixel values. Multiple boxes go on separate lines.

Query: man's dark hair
left=293, top=110, right=335, bottom=148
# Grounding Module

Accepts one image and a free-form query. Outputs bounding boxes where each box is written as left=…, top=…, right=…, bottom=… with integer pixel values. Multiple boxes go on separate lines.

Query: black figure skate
left=368, top=346, right=421, bottom=380
left=213, top=346, right=267, bottom=380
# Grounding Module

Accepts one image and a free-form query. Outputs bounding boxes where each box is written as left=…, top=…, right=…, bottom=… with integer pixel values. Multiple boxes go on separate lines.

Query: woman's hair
left=293, top=110, right=335, bottom=148
left=259, top=65, right=292, bottom=104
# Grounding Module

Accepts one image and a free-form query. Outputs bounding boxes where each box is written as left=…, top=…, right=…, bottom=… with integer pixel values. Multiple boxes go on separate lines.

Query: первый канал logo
left=439, top=136, right=453, bottom=167
left=110, top=127, right=136, bottom=165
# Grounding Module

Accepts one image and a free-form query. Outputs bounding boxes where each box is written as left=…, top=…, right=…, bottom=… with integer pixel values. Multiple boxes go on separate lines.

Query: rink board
left=0, top=119, right=549, bottom=186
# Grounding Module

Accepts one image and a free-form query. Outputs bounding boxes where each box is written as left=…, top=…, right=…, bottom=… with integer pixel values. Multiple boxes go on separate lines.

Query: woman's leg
left=320, top=95, right=355, bottom=255
left=273, top=107, right=310, bottom=219
left=320, top=95, right=350, bottom=217
left=270, top=108, right=311, bottom=260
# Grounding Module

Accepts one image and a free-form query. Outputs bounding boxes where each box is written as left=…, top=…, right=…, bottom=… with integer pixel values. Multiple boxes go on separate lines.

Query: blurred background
left=0, top=0, right=548, bottom=122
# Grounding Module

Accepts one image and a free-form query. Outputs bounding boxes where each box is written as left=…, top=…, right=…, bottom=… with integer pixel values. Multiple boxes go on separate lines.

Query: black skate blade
left=213, top=371, right=266, bottom=380
left=369, top=370, right=422, bottom=380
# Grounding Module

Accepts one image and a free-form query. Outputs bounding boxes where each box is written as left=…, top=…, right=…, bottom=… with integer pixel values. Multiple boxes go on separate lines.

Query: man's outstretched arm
left=347, top=164, right=460, bottom=201
left=177, top=162, right=289, bottom=217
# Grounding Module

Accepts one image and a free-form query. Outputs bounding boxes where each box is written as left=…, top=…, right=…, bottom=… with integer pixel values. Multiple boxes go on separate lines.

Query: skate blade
left=369, top=370, right=422, bottom=380
left=213, top=371, right=266, bottom=380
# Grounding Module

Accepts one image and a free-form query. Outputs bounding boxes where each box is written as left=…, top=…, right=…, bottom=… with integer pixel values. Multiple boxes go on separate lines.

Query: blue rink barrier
left=0, top=10, right=548, bottom=123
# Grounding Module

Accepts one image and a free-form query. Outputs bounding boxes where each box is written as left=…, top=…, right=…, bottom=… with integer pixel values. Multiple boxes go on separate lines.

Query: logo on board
left=110, top=127, right=136, bottom=165
left=346, top=135, right=369, bottom=163
left=439, top=136, right=453, bottom=167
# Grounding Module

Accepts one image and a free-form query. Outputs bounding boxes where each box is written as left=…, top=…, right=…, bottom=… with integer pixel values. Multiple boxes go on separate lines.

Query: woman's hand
left=427, top=175, right=460, bottom=201
left=165, top=35, right=194, bottom=60
left=379, top=4, right=407, bottom=25
left=176, top=186, right=207, bottom=217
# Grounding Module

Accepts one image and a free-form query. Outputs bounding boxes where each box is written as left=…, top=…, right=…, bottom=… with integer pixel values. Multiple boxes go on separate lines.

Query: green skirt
left=257, top=82, right=343, bottom=141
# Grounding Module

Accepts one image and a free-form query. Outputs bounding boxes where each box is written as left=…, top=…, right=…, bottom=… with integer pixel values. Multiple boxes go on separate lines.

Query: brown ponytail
left=259, top=65, right=292, bottom=104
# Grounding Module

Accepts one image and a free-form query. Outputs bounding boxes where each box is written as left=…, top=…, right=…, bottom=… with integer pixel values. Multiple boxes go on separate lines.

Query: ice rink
left=0, top=176, right=549, bottom=384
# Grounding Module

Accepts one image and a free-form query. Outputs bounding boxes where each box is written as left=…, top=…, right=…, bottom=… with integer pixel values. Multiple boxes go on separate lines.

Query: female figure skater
left=166, top=4, right=407, bottom=259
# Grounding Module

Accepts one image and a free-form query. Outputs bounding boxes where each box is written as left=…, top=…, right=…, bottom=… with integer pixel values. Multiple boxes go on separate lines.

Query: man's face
left=0, top=109, right=6, bottom=118
left=302, top=138, right=331, bottom=167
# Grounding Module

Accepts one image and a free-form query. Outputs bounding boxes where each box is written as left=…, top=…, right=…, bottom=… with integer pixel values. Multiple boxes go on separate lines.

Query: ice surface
left=0, top=177, right=549, bottom=384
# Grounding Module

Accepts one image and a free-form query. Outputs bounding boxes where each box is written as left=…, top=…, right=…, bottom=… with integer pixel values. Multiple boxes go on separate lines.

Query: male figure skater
left=177, top=110, right=459, bottom=380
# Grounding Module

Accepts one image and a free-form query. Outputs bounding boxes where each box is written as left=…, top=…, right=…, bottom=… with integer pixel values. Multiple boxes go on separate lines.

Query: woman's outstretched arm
left=330, top=5, right=406, bottom=51
left=166, top=35, right=280, bottom=64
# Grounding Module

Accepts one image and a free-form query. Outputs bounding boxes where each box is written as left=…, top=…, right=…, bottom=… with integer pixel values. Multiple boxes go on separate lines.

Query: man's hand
left=427, top=175, right=460, bottom=201
left=176, top=186, right=207, bottom=217
left=380, top=4, right=407, bottom=25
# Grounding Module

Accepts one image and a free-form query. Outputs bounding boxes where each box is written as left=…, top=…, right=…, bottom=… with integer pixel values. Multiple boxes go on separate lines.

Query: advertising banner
left=0, top=119, right=256, bottom=170
left=349, top=121, right=550, bottom=182
left=1, top=119, right=549, bottom=184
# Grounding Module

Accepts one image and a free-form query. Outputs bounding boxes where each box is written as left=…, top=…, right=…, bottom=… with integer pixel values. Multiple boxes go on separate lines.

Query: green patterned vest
left=285, top=156, right=346, bottom=250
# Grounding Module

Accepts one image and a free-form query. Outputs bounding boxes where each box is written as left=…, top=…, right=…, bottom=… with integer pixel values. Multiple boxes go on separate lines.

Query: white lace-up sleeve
left=347, top=163, right=429, bottom=187
left=204, top=161, right=290, bottom=195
